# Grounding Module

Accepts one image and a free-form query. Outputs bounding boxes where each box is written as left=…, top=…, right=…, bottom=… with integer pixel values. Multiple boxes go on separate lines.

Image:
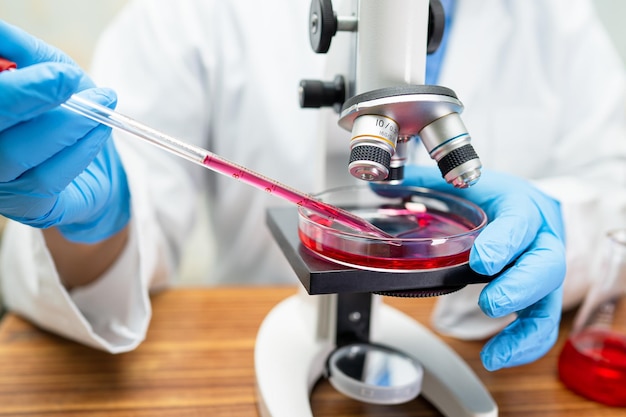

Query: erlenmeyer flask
left=558, top=228, right=626, bottom=406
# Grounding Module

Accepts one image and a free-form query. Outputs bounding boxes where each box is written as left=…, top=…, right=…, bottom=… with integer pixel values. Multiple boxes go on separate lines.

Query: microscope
left=255, top=1, right=498, bottom=416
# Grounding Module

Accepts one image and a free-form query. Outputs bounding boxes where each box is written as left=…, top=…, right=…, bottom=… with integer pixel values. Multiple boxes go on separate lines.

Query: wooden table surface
left=0, top=286, right=621, bottom=417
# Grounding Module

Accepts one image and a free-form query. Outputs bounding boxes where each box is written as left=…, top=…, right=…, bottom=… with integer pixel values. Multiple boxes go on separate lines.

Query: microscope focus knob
left=309, top=0, right=337, bottom=53
left=298, top=75, right=345, bottom=111
left=427, top=0, right=446, bottom=54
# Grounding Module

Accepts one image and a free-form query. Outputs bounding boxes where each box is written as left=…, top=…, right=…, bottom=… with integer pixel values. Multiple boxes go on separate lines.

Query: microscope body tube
left=347, top=0, right=430, bottom=182
left=345, top=0, right=482, bottom=187
left=355, top=0, right=430, bottom=93
left=299, top=0, right=482, bottom=186
left=348, top=0, right=429, bottom=181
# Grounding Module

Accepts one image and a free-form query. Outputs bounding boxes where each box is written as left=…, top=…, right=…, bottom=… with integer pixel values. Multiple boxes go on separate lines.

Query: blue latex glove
left=381, top=165, right=566, bottom=371
left=0, top=20, right=130, bottom=243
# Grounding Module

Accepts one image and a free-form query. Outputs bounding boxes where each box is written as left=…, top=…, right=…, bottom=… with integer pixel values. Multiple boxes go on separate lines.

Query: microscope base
left=255, top=294, right=333, bottom=417
left=254, top=294, right=498, bottom=417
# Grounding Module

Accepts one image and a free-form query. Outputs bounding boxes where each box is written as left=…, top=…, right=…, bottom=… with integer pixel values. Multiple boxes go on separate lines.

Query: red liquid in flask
left=558, top=328, right=626, bottom=407
left=299, top=207, right=475, bottom=271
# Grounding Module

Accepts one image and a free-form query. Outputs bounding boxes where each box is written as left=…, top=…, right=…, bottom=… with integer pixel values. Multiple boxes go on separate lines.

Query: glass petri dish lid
left=298, top=184, right=487, bottom=272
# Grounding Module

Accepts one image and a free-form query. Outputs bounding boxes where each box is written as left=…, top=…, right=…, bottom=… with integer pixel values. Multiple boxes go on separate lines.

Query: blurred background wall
left=1, top=0, right=625, bottom=68
left=594, top=0, right=626, bottom=62
left=0, top=0, right=128, bottom=68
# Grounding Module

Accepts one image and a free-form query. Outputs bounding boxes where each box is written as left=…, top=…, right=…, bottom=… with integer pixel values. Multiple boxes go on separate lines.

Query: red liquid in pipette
left=202, top=155, right=392, bottom=238
left=558, top=328, right=626, bottom=406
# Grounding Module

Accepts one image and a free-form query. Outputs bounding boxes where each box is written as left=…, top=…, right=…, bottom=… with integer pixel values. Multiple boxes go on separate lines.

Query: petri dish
left=297, top=184, right=487, bottom=272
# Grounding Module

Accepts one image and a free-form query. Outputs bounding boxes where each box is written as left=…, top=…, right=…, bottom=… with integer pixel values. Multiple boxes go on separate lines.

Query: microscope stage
left=266, top=207, right=493, bottom=295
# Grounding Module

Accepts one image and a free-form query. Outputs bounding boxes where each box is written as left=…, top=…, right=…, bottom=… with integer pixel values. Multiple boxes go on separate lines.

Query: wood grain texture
left=0, top=287, right=620, bottom=416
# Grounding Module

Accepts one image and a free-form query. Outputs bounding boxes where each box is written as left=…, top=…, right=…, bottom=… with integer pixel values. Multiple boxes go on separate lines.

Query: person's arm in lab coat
left=0, top=0, right=208, bottom=352
left=43, top=227, right=129, bottom=290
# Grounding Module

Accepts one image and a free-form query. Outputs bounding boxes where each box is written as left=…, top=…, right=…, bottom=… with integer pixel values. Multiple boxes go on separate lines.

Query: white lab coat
left=1, top=0, right=624, bottom=352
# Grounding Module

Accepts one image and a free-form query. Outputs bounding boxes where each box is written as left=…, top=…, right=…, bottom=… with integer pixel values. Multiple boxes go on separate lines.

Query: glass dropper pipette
left=0, top=55, right=390, bottom=237
left=62, top=94, right=393, bottom=238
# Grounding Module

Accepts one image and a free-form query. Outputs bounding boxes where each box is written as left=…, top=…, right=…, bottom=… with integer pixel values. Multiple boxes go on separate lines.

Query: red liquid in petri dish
left=558, top=328, right=626, bottom=406
left=298, top=207, right=475, bottom=271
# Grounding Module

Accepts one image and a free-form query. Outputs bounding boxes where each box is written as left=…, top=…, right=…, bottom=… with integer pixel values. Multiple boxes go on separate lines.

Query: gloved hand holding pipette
left=0, top=21, right=130, bottom=244
left=393, top=165, right=566, bottom=371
